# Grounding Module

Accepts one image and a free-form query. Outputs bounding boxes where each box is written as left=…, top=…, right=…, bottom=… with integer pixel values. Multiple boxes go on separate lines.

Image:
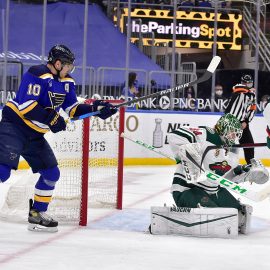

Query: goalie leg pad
left=151, top=206, right=238, bottom=238
left=238, top=204, right=253, bottom=235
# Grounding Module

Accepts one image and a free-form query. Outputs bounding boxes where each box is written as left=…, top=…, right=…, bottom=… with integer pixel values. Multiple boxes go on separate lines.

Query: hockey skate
left=28, top=199, right=58, bottom=233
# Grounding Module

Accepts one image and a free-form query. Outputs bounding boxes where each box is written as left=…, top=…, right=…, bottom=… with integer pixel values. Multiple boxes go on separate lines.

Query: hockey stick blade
left=70, top=56, right=221, bottom=121
left=207, top=55, right=221, bottom=73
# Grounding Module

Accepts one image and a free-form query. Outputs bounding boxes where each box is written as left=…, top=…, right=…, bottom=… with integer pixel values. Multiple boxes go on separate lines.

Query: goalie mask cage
left=0, top=99, right=125, bottom=226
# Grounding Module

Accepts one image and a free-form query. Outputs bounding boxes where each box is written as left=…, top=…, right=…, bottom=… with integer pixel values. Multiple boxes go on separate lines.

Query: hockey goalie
left=150, top=114, right=269, bottom=238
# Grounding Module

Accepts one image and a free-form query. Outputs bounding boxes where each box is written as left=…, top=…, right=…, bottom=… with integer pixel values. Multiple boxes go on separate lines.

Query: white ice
left=1, top=165, right=270, bottom=270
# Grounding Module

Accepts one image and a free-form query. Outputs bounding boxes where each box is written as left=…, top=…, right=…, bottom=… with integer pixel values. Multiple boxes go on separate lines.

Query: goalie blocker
left=150, top=205, right=252, bottom=238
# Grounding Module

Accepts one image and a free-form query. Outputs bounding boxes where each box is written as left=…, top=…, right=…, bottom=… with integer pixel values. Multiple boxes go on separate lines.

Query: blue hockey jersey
left=2, top=64, right=79, bottom=136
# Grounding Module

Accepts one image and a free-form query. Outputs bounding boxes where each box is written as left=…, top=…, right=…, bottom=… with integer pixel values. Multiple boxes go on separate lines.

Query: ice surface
left=1, top=165, right=270, bottom=270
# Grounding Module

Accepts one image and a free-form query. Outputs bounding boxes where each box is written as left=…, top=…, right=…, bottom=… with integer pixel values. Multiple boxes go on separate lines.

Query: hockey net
left=0, top=99, right=125, bottom=225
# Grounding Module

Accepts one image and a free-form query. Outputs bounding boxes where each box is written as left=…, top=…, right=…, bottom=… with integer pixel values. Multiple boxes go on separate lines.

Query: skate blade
left=28, top=224, right=58, bottom=233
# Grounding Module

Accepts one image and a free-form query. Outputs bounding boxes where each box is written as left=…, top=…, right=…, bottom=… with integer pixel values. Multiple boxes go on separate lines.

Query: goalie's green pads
left=238, top=204, right=253, bottom=235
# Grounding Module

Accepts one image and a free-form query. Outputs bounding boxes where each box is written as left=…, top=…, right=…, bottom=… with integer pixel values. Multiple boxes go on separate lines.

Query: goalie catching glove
left=93, top=100, right=118, bottom=120
left=232, top=158, right=269, bottom=185
left=233, top=164, right=251, bottom=176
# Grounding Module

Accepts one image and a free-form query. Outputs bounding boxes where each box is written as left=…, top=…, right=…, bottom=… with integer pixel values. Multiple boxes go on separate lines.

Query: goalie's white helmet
left=215, top=114, right=242, bottom=146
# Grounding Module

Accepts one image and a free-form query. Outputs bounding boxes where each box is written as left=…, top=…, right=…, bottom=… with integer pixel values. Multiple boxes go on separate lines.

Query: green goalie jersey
left=168, top=126, right=239, bottom=194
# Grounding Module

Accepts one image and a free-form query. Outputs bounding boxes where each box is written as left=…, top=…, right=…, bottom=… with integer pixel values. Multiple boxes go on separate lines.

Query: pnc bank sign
left=117, top=8, right=242, bottom=50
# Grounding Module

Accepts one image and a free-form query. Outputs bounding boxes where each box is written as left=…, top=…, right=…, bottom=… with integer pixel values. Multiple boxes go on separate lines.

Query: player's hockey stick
left=121, top=132, right=178, bottom=161
left=70, top=56, right=221, bottom=121
left=233, top=142, right=267, bottom=148
left=121, top=132, right=270, bottom=202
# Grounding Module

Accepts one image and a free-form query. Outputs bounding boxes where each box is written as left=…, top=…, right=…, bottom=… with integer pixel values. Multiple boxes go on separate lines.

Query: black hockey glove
left=45, top=109, right=66, bottom=133
left=93, top=100, right=118, bottom=120
left=233, top=164, right=251, bottom=176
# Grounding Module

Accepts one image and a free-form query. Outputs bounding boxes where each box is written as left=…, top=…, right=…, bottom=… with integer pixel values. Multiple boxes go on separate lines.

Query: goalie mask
left=215, top=114, right=243, bottom=146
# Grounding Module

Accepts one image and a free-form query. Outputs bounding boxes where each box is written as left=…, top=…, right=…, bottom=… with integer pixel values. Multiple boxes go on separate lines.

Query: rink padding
left=18, top=158, right=270, bottom=169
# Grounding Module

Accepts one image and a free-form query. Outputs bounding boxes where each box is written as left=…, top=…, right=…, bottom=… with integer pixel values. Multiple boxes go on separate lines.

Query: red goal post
left=80, top=99, right=125, bottom=225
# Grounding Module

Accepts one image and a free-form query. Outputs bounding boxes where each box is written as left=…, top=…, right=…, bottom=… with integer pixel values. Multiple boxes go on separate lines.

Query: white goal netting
left=0, top=101, right=124, bottom=225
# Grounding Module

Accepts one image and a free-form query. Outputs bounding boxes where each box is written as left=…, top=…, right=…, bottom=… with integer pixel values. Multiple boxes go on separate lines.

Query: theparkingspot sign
left=117, top=9, right=242, bottom=50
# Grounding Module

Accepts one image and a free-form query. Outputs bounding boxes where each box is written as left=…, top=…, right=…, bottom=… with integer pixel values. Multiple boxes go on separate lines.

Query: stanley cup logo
left=153, top=118, right=163, bottom=148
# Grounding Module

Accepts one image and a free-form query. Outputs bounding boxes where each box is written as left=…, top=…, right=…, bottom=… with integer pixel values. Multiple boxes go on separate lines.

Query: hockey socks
left=33, top=167, right=60, bottom=212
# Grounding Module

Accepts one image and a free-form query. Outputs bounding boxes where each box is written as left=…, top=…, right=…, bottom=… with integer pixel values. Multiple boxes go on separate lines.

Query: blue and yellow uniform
left=0, top=45, right=117, bottom=229
left=3, top=64, right=79, bottom=136
left=0, top=64, right=103, bottom=213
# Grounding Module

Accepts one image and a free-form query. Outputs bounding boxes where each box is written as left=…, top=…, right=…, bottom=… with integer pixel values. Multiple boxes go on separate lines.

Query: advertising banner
left=117, top=8, right=242, bottom=50
left=0, top=109, right=268, bottom=165
left=124, top=111, right=268, bottom=163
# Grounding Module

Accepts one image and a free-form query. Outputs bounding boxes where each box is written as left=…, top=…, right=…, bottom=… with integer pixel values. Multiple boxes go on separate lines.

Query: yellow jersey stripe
left=6, top=102, right=48, bottom=134
left=34, top=195, right=52, bottom=203
left=39, top=73, right=54, bottom=79
left=20, top=101, right=38, bottom=115
left=60, top=77, right=75, bottom=83
left=70, top=104, right=79, bottom=118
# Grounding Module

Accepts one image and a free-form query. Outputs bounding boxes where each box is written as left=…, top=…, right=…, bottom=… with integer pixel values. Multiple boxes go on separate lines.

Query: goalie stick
left=121, top=132, right=270, bottom=202
left=70, top=56, right=221, bottom=121
left=121, top=132, right=178, bottom=162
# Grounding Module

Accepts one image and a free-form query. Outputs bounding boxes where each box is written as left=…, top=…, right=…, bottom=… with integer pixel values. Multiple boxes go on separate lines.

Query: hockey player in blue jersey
left=0, top=44, right=117, bottom=232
